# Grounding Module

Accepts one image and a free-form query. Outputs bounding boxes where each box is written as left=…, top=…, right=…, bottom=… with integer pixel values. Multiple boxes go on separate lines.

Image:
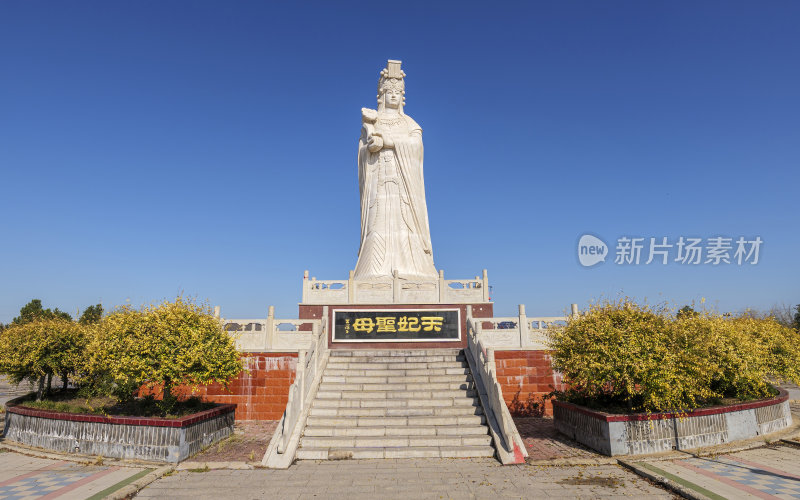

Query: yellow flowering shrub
left=0, top=318, right=89, bottom=400
left=84, top=297, right=242, bottom=413
left=548, top=299, right=800, bottom=413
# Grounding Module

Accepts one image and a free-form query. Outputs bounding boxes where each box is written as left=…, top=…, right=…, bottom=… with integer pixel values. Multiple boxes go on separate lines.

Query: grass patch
left=187, top=465, right=210, bottom=473
left=213, top=433, right=244, bottom=454
left=17, top=389, right=217, bottom=418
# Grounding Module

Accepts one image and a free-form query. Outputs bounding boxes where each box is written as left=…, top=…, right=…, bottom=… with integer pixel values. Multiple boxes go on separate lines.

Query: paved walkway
left=514, top=417, right=600, bottom=461
left=0, top=452, right=152, bottom=500
left=631, top=443, right=800, bottom=499
left=136, top=458, right=674, bottom=499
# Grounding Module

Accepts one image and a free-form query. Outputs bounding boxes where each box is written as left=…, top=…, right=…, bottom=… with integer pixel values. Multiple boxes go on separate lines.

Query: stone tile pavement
left=630, top=444, right=800, bottom=500
left=0, top=452, right=152, bottom=500
left=135, top=458, right=674, bottom=499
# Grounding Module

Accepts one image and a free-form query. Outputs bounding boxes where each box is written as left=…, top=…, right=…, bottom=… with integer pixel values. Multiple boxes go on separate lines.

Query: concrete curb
left=0, top=439, right=162, bottom=467
left=618, top=459, right=711, bottom=500
left=780, top=438, right=800, bottom=447
left=177, top=461, right=255, bottom=470
left=103, top=465, right=174, bottom=500
left=526, top=457, right=618, bottom=466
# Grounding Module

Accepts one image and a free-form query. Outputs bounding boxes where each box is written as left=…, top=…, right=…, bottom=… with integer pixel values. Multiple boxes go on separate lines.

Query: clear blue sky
left=1, top=1, right=798, bottom=322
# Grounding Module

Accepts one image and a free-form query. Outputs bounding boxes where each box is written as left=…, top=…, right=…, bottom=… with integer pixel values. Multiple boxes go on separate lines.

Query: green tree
left=79, top=304, right=104, bottom=324
left=13, top=299, right=72, bottom=324
left=0, top=318, right=89, bottom=399
left=794, top=305, right=800, bottom=331
left=677, top=305, right=698, bottom=319
left=548, top=299, right=800, bottom=413
left=86, top=297, right=242, bottom=414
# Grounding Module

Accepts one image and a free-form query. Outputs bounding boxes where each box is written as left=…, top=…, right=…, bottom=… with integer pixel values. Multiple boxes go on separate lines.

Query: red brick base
left=495, top=351, right=565, bottom=417
left=147, top=353, right=297, bottom=421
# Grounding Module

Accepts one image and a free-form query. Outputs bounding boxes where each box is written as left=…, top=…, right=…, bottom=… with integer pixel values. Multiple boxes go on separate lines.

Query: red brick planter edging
left=6, top=400, right=236, bottom=428
left=552, top=387, right=789, bottom=422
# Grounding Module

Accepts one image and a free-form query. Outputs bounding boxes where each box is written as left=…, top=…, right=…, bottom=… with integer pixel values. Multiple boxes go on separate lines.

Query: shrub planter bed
left=3, top=395, right=235, bottom=463
left=553, top=388, right=792, bottom=456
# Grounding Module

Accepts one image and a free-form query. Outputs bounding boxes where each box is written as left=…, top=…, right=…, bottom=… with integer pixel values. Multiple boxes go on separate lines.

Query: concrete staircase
left=296, top=349, right=495, bottom=460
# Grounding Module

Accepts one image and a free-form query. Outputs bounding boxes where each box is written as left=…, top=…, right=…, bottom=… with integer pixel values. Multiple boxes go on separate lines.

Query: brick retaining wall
left=144, top=353, right=298, bottom=421
left=495, top=351, right=565, bottom=417
left=188, top=353, right=297, bottom=421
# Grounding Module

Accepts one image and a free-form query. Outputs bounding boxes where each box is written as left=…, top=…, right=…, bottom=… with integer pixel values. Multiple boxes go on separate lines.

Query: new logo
left=578, top=234, right=608, bottom=267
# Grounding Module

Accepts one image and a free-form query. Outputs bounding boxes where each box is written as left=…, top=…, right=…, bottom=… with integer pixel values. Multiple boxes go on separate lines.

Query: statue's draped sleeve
left=394, top=115, right=432, bottom=254
left=357, top=116, right=373, bottom=256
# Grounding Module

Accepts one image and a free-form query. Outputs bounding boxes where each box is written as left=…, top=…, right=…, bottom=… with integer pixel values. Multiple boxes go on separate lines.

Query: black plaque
left=332, top=309, right=460, bottom=342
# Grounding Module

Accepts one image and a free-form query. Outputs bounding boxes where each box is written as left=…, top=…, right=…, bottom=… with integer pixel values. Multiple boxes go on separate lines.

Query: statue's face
left=383, top=88, right=402, bottom=109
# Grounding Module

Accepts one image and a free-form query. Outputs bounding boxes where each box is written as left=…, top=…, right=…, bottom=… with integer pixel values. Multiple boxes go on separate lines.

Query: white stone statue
left=353, top=60, right=438, bottom=281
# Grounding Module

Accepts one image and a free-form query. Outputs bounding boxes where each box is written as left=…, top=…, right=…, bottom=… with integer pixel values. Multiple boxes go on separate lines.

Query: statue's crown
left=378, top=60, right=406, bottom=94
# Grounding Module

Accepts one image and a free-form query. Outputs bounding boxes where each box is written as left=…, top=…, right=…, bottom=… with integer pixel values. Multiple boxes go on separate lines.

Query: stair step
left=311, top=400, right=484, bottom=414
left=321, top=374, right=472, bottom=384
left=306, top=414, right=485, bottom=427
left=330, top=349, right=462, bottom=357
left=327, top=362, right=467, bottom=371
left=300, top=434, right=492, bottom=449
left=316, top=389, right=476, bottom=400
left=309, top=406, right=486, bottom=419
left=303, top=425, right=489, bottom=437
left=318, top=382, right=474, bottom=392
left=328, top=355, right=465, bottom=364
left=324, top=367, right=470, bottom=377
left=297, top=445, right=495, bottom=460
left=311, top=398, right=481, bottom=410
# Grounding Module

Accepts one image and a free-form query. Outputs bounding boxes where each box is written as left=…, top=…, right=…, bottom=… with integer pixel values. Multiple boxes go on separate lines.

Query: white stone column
left=266, top=306, right=275, bottom=350
left=348, top=270, right=355, bottom=303
left=518, top=304, right=529, bottom=348
left=392, top=270, right=401, bottom=303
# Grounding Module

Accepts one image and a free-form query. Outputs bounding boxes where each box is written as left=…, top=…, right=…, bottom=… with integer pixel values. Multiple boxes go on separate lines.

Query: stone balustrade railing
left=476, top=304, right=577, bottom=350
left=221, top=306, right=316, bottom=352
left=263, top=307, right=330, bottom=468
left=464, top=309, right=527, bottom=464
left=301, top=269, right=490, bottom=304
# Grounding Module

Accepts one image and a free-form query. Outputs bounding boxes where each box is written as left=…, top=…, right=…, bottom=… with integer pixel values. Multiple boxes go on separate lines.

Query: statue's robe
left=354, top=111, right=437, bottom=280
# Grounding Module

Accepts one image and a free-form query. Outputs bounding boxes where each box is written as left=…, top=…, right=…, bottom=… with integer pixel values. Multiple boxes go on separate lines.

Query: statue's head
left=377, top=60, right=405, bottom=112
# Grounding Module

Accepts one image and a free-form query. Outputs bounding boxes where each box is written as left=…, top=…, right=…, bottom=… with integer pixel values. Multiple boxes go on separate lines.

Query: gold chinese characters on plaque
left=333, top=309, right=460, bottom=342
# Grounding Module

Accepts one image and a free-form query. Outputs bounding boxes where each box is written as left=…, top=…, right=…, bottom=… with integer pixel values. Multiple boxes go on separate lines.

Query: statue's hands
left=367, top=134, right=384, bottom=153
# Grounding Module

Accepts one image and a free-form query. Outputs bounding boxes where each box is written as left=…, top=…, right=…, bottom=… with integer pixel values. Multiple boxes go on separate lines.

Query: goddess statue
left=353, top=60, right=438, bottom=281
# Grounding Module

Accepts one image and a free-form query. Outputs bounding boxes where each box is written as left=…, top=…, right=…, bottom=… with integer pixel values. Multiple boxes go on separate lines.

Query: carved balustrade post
left=518, top=304, right=529, bottom=348
left=266, top=305, right=275, bottom=350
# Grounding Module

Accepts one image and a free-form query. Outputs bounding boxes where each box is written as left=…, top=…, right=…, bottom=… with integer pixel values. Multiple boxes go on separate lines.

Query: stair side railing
left=464, top=308, right=528, bottom=464
left=262, top=307, right=330, bottom=468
